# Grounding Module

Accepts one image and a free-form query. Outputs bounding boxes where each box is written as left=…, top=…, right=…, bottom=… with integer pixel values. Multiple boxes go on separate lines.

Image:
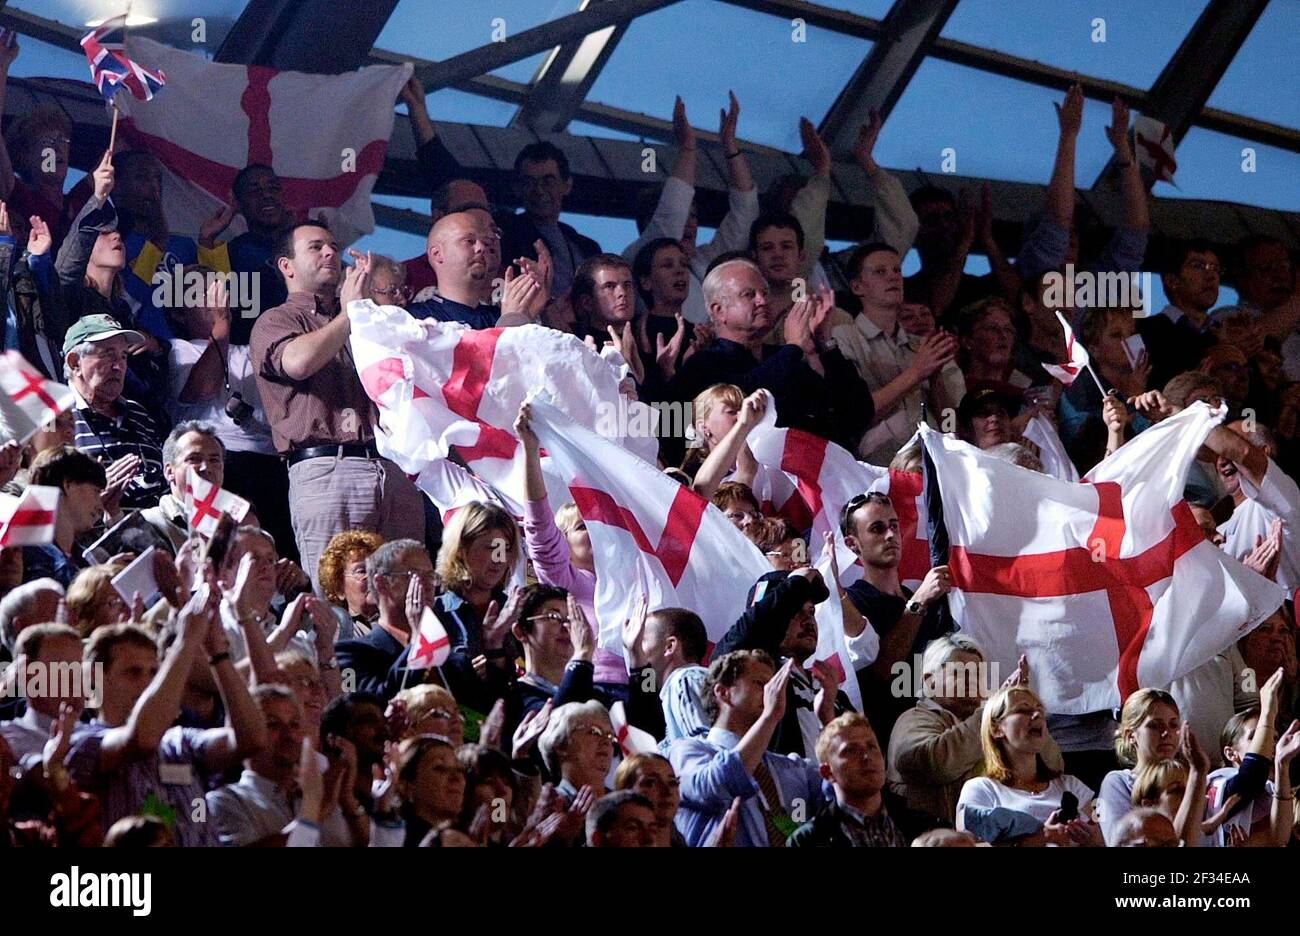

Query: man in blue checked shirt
left=668, top=649, right=829, bottom=847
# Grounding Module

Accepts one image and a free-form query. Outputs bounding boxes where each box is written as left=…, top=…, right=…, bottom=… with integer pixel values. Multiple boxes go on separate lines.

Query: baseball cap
left=956, top=388, right=1018, bottom=426
left=63, top=315, right=146, bottom=357
left=746, top=569, right=830, bottom=608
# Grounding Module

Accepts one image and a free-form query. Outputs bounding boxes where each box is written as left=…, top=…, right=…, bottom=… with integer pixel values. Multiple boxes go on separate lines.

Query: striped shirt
left=72, top=394, right=167, bottom=509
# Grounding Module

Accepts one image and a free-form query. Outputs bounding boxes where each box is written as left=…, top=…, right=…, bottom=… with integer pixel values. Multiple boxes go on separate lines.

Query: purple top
left=523, top=497, right=627, bottom=685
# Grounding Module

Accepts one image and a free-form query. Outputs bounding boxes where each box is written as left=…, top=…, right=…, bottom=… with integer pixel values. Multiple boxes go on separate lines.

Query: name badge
left=158, top=762, right=194, bottom=786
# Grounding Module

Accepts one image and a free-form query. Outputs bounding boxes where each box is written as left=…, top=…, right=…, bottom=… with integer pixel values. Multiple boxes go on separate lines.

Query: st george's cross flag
left=1134, top=115, right=1178, bottom=185
left=112, top=37, right=408, bottom=245
left=920, top=402, right=1285, bottom=714
left=81, top=17, right=166, bottom=104
left=348, top=301, right=659, bottom=512
left=1041, top=311, right=1090, bottom=386
left=409, top=607, right=452, bottom=671
left=0, top=485, right=59, bottom=546
left=184, top=472, right=250, bottom=537
left=0, top=351, right=75, bottom=444
left=526, top=397, right=772, bottom=653
left=746, top=395, right=929, bottom=590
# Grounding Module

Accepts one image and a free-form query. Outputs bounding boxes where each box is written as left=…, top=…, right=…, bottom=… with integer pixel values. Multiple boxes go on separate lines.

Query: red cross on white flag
left=921, top=403, right=1285, bottom=713
left=409, top=607, right=451, bottom=671
left=0, top=351, right=75, bottom=444
left=114, top=37, right=410, bottom=246
left=1041, top=311, right=1091, bottom=387
left=0, top=485, right=59, bottom=546
left=184, top=472, right=250, bottom=537
left=1134, top=115, right=1178, bottom=185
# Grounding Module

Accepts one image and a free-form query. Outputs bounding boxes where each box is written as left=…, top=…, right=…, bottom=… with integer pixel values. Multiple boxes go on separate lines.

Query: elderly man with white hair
left=885, top=634, right=1063, bottom=836
left=0, top=577, right=64, bottom=659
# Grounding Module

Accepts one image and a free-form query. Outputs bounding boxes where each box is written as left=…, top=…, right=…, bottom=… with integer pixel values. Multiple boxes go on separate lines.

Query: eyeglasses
left=423, top=709, right=466, bottom=725
left=372, top=285, right=411, bottom=299
left=1185, top=260, right=1221, bottom=274
left=35, top=136, right=70, bottom=148
left=526, top=611, right=571, bottom=625
left=575, top=725, right=617, bottom=744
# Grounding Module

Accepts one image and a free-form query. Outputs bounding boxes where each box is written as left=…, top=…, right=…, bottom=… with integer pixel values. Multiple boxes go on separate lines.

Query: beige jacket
left=887, top=697, right=1064, bottom=826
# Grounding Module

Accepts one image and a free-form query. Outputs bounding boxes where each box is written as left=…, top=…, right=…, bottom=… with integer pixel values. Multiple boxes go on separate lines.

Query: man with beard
left=833, top=242, right=964, bottom=464
left=713, top=566, right=848, bottom=759
left=408, top=210, right=539, bottom=329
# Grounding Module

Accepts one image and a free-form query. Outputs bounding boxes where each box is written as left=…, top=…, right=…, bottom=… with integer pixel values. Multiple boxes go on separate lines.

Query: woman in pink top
left=514, top=402, right=628, bottom=693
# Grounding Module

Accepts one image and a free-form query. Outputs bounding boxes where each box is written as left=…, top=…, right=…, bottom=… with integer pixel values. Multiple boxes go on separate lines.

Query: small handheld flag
left=80, top=16, right=166, bottom=105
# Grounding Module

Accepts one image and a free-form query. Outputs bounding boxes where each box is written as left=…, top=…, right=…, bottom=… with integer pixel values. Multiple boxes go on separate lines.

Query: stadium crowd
left=0, top=29, right=1298, bottom=850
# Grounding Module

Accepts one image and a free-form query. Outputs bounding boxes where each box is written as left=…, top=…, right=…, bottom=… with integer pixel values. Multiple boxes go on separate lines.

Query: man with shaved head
left=408, top=210, right=536, bottom=329
left=672, top=258, right=874, bottom=452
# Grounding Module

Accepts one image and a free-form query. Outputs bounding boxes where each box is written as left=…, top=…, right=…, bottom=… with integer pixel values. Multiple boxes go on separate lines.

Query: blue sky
left=8, top=0, right=1294, bottom=309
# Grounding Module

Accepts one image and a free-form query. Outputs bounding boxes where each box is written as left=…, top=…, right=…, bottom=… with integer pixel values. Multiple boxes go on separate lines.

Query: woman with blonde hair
left=433, top=499, right=520, bottom=666
left=66, top=560, right=131, bottom=638
left=388, top=683, right=464, bottom=744
left=956, top=684, right=1101, bottom=845
left=1095, top=688, right=1182, bottom=844
left=316, top=529, right=383, bottom=639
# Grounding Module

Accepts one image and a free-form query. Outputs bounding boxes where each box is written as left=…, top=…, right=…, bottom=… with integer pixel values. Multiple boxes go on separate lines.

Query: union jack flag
left=80, top=16, right=166, bottom=104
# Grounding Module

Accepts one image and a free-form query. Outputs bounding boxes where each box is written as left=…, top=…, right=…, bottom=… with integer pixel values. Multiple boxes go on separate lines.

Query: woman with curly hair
left=317, top=529, right=383, bottom=639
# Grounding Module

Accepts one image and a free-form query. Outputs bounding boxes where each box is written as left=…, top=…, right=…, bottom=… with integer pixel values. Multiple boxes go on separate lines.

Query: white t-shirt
left=1218, top=457, right=1300, bottom=591
left=1205, top=765, right=1274, bottom=847
left=956, top=774, right=1095, bottom=830
left=168, top=339, right=276, bottom=455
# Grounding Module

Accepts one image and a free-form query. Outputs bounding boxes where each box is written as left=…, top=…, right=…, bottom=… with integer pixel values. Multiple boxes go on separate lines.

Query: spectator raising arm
left=278, top=253, right=369, bottom=381
left=852, top=109, right=918, bottom=256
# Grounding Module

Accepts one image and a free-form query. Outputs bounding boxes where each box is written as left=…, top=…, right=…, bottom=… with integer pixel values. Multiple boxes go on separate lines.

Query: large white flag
left=0, top=351, right=75, bottom=444
left=922, top=403, right=1285, bottom=714
left=349, top=301, right=658, bottom=511
left=747, top=397, right=929, bottom=590
left=117, top=37, right=409, bottom=245
left=526, top=397, right=771, bottom=652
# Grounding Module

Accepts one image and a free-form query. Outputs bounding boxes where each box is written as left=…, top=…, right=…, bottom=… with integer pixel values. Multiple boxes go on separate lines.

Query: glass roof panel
left=1158, top=127, right=1300, bottom=211
left=1206, top=1, right=1300, bottom=131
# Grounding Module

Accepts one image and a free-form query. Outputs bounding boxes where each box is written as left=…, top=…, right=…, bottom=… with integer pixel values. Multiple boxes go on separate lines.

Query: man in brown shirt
left=250, top=221, right=424, bottom=584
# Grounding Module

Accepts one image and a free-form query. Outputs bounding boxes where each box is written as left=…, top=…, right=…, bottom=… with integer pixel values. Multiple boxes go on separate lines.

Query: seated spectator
left=585, top=790, right=657, bottom=848
left=1109, top=807, right=1179, bottom=847
left=788, top=712, right=906, bottom=847
left=955, top=684, right=1101, bottom=846
left=141, top=420, right=227, bottom=555
left=538, top=700, right=615, bottom=801
left=746, top=517, right=804, bottom=571
left=0, top=88, right=76, bottom=250
left=1096, top=688, right=1183, bottom=844
left=1205, top=670, right=1299, bottom=847
left=517, top=402, right=625, bottom=694
left=0, top=578, right=64, bottom=667
left=1139, top=239, right=1219, bottom=390
left=507, top=586, right=605, bottom=737
left=833, top=241, right=963, bottom=464
left=887, top=637, right=1060, bottom=836
left=366, top=254, right=410, bottom=308
left=63, top=316, right=167, bottom=508
left=319, top=693, right=388, bottom=814
left=571, top=253, right=636, bottom=343
left=670, top=650, right=827, bottom=846
left=458, top=743, right=521, bottom=846
left=66, top=589, right=268, bottom=847
left=1200, top=344, right=1250, bottom=414
left=1236, top=608, right=1296, bottom=724
left=1129, top=752, right=1211, bottom=847
left=497, top=141, right=600, bottom=299
left=673, top=258, right=874, bottom=455
left=957, top=297, right=1035, bottom=399
left=613, top=752, right=682, bottom=847
left=216, top=526, right=322, bottom=672
left=316, top=530, right=383, bottom=640
left=0, top=623, right=82, bottom=768
left=66, top=561, right=129, bottom=638
left=394, top=734, right=468, bottom=847
left=23, top=446, right=108, bottom=586
left=431, top=502, right=519, bottom=670
left=164, top=271, right=290, bottom=556
left=206, top=684, right=356, bottom=847
left=15, top=410, right=77, bottom=487
left=388, top=684, right=464, bottom=745
left=274, top=649, right=329, bottom=747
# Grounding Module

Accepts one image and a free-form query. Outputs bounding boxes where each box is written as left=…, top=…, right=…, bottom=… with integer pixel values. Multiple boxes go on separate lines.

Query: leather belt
left=286, top=442, right=381, bottom=467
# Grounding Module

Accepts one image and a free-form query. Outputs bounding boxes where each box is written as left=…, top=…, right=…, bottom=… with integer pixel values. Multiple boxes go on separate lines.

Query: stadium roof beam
left=1090, top=0, right=1270, bottom=189
left=214, top=0, right=400, bottom=72
left=818, top=0, right=960, bottom=156
left=408, top=0, right=682, bottom=91
left=509, top=0, right=635, bottom=134
left=712, top=0, right=1300, bottom=155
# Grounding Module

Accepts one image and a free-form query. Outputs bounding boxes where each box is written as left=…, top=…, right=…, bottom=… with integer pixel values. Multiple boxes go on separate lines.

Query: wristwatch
left=814, top=337, right=838, bottom=354
left=903, top=598, right=925, bottom=616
